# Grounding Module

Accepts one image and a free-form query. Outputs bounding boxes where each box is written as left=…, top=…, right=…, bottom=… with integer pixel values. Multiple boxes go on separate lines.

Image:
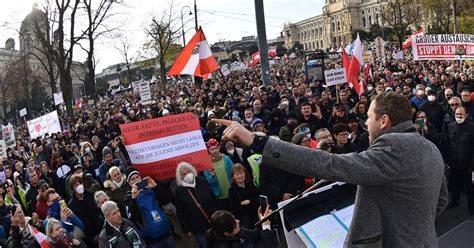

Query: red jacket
left=36, top=198, right=49, bottom=220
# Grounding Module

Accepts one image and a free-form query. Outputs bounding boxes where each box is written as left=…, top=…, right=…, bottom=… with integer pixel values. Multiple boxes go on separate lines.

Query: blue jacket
left=203, top=155, right=233, bottom=197
left=134, top=189, right=170, bottom=239
left=44, top=201, right=85, bottom=234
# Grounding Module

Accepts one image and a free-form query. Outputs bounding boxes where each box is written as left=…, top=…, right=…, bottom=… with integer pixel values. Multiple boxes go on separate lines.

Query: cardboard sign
left=411, top=34, right=474, bottom=60
left=393, top=51, right=404, bottom=60
left=2, top=124, right=16, bottom=149
left=324, top=68, right=347, bottom=86
left=54, top=92, right=64, bottom=106
left=221, top=65, right=231, bottom=76
left=120, top=113, right=212, bottom=180
left=27, top=111, right=62, bottom=139
left=132, top=81, right=141, bottom=94
left=19, top=108, right=27, bottom=117
left=362, top=52, right=374, bottom=64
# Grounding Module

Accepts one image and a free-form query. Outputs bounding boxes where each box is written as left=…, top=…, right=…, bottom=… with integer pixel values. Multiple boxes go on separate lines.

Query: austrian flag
left=168, top=27, right=219, bottom=78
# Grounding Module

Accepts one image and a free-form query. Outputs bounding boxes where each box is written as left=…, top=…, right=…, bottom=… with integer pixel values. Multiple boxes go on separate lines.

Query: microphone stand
left=255, top=179, right=328, bottom=227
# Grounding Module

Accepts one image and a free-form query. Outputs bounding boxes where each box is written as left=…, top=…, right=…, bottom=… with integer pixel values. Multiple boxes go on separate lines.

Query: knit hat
left=251, top=118, right=264, bottom=130
left=126, top=167, right=140, bottom=183
left=207, top=139, right=219, bottom=149
left=102, top=146, right=113, bottom=157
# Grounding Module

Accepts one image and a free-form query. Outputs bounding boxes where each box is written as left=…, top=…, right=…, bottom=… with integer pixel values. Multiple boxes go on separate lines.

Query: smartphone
left=59, top=200, right=67, bottom=209
left=136, top=181, right=148, bottom=190
left=415, top=119, right=425, bottom=126
left=259, top=195, right=268, bottom=211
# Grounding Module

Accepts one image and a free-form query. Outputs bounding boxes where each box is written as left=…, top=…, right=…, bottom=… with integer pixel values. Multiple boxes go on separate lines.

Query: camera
left=320, top=141, right=335, bottom=150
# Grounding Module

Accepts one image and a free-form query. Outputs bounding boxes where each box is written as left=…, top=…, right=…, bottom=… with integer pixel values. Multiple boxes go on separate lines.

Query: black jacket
left=174, top=177, right=216, bottom=234
left=211, top=228, right=277, bottom=248
left=68, top=190, right=102, bottom=242
left=443, top=120, right=474, bottom=170
left=420, top=102, right=445, bottom=131
left=228, top=182, right=259, bottom=228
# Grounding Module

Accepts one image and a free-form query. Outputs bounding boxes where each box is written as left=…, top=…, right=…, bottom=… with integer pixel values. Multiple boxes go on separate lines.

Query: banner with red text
left=120, top=113, right=212, bottom=180
left=411, top=34, right=474, bottom=60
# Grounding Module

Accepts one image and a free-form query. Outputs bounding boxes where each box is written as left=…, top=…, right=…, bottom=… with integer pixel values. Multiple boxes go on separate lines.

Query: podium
left=278, top=182, right=357, bottom=247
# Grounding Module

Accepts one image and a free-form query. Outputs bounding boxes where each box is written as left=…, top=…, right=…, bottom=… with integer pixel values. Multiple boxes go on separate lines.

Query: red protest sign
left=120, top=113, right=212, bottom=180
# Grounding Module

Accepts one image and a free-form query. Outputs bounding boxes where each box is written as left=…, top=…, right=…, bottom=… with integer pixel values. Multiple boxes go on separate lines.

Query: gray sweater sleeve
left=262, top=136, right=401, bottom=186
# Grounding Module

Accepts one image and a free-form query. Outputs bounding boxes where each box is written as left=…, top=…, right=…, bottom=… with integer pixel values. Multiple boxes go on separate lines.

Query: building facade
left=283, top=0, right=388, bottom=50
left=0, top=4, right=86, bottom=102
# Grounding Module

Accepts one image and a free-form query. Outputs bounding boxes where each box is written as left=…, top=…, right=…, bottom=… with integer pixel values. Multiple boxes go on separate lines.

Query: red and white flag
left=348, top=33, right=364, bottom=96
left=268, top=46, right=277, bottom=57
left=363, top=64, right=373, bottom=80
left=168, top=27, right=219, bottom=79
left=402, top=28, right=424, bottom=50
left=120, top=113, right=212, bottom=180
left=250, top=51, right=260, bottom=67
left=30, top=226, right=51, bottom=248
left=341, top=47, right=350, bottom=81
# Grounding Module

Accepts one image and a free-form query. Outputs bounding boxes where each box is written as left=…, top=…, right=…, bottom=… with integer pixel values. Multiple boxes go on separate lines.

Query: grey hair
left=94, top=190, right=109, bottom=204
left=175, top=162, right=197, bottom=186
left=101, top=200, right=119, bottom=217
left=46, top=218, right=62, bottom=241
left=315, top=128, right=330, bottom=141
left=108, top=166, right=121, bottom=178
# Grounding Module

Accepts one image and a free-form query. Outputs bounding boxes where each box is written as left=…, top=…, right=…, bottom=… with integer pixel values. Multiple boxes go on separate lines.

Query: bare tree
left=50, top=0, right=85, bottom=117
left=382, top=0, right=421, bottom=47
left=145, top=2, right=181, bottom=90
left=81, top=0, right=121, bottom=100
left=114, top=33, right=134, bottom=85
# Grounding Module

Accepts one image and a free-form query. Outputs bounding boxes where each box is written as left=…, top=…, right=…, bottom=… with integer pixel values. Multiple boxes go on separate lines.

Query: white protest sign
left=54, top=92, right=64, bottom=106
left=19, top=108, right=27, bottom=117
left=0, top=132, right=6, bottom=160
left=139, top=81, right=151, bottom=103
left=324, top=68, right=347, bottom=86
left=27, top=111, right=62, bottom=139
left=411, top=34, right=474, bottom=60
left=393, top=51, right=404, bottom=60
left=2, top=124, right=16, bottom=149
left=221, top=65, right=231, bottom=76
left=132, top=81, right=141, bottom=94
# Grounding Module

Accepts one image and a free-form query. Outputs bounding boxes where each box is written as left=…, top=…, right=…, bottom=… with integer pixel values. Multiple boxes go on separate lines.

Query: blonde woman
left=46, top=218, right=86, bottom=248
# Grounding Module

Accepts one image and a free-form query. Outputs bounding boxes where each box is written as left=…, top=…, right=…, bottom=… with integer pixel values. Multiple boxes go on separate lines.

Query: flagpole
left=218, top=69, right=234, bottom=100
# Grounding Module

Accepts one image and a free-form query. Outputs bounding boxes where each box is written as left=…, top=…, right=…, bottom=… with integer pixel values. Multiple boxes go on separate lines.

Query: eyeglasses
left=449, top=103, right=460, bottom=106
left=337, top=132, right=350, bottom=137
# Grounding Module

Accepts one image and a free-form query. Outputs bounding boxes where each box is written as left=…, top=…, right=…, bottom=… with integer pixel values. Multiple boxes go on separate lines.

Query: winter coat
left=175, top=177, right=216, bottom=234
left=98, top=219, right=145, bottom=248
left=443, top=120, right=474, bottom=171
left=103, top=176, right=128, bottom=216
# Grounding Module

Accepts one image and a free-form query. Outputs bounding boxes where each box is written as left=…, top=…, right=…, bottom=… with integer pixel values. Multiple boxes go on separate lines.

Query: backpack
left=136, top=189, right=170, bottom=238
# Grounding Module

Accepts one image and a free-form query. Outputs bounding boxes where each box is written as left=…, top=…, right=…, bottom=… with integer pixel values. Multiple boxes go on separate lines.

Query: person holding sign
left=212, top=92, right=448, bottom=247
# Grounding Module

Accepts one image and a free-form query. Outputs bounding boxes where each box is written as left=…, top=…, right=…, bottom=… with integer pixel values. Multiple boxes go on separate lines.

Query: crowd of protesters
left=0, top=46, right=473, bottom=248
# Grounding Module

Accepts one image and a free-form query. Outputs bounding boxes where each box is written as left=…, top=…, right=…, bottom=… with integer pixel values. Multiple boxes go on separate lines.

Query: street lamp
left=181, top=6, right=193, bottom=47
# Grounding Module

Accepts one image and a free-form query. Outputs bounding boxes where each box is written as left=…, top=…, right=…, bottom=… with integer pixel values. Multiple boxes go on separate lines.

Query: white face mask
left=227, top=149, right=235, bottom=155
left=75, top=184, right=84, bottom=194
left=306, top=133, right=311, bottom=139
left=367, top=85, right=374, bottom=91
left=85, top=147, right=91, bottom=153
left=245, top=117, right=253, bottom=123
left=427, top=95, right=436, bottom=102
left=183, top=173, right=195, bottom=184
left=417, top=90, right=425, bottom=96
left=455, top=117, right=465, bottom=124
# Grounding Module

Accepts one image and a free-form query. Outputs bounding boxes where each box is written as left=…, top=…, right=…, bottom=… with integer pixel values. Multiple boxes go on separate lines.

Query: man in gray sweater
left=214, top=92, right=448, bottom=247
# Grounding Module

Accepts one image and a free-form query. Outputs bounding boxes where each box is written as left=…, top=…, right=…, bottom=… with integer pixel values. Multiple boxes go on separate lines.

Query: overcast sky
left=0, top=0, right=324, bottom=72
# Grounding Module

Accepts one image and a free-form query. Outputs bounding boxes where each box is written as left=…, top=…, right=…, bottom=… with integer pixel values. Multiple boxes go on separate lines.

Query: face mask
left=164, top=104, right=169, bottom=109
left=427, top=95, right=436, bottom=102
left=367, top=85, right=374, bottom=91
left=306, top=133, right=311, bottom=139
left=417, top=90, right=425, bottom=96
left=196, top=107, right=202, bottom=112
left=183, top=173, right=195, bottom=184
left=246, top=118, right=253, bottom=123
left=75, top=184, right=84, bottom=194
left=85, top=147, right=91, bottom=153
left=455, top=117, right=465, bottom=124
left=227, top=149, right=235, bottom=155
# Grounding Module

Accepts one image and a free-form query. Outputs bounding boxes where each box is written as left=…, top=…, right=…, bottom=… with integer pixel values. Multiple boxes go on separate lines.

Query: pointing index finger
left=211, top=118, right=233, bottom=127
